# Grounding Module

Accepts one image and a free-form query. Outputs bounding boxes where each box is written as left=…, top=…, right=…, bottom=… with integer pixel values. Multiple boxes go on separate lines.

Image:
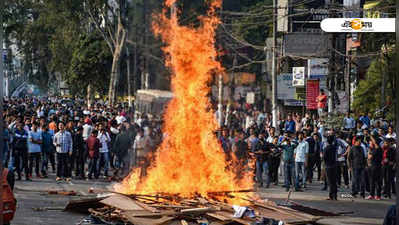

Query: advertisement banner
left=284, top=33, right=329, bottom=57
left=277, top=73, right=295, bottom=100
left=308, top=58, right=328, bottom=79
left=292, top=67, right=306, bottom=87
left=306, top=80, right=320, bottom=110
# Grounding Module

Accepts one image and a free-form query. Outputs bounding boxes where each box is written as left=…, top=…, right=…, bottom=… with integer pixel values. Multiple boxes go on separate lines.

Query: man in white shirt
left=98, top=124, right=111, bottom=178
left=343, top=112, right=356, bottom=131
left=266, top=127, right=276, bottom=143
left=336, top=134, right=350, bottom=188
left=116, top=112, right=127, bottom=125
left=294, top=132, right=309, bottom=190
left=134, top=129, right=147, bottom=176
left=82, top=118, right=93, bottom=141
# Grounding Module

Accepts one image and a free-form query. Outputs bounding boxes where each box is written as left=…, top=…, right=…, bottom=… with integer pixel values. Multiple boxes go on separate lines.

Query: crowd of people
left=2, top=97, right=398, bottom=202
left=3, top=97, right=162, bottom=182
left=217, top=105, right=397, bottom=201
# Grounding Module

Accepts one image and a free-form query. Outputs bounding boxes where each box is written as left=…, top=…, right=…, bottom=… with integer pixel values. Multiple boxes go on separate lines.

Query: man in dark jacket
left=323, top=135, right=338, bottom=200
left=113, top=126, right=132, bottom=177
left=232, top=130, right=249, bottom=179
left=73, top=127, right=86, bottom=179
left=41, top=125, right=55, bottom=177
left=305, top=131, right=316, bottom=183
left=366, top=136, right=383, bottom=200
left=382, top=139, right=395, bottom=198
left=348, top=136, right=366, bottom=198
left=13, top=122, right=29, bottom=180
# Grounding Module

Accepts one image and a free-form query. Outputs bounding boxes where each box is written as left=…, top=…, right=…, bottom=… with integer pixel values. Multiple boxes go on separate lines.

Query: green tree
left=67, top=33, right=112, bottom=97
left=353, top=49, right=396, bottom=119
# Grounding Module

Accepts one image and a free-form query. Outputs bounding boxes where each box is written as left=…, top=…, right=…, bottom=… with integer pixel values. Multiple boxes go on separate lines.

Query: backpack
left=2, top=169, right=16, bottom=223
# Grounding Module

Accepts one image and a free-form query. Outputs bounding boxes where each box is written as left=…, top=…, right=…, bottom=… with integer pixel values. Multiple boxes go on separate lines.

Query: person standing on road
left=253, top=132, right=270, bottom=188
left=366, top=136, right=383, bottom=200
left=98, top=124, right=111, bottom=178
left=294, top=132, right=309, bottom=191
left=348, top=136, right=366, bottom=198
left=86, top=130, right=100, bottom=179
left=113, top=125, right=132, bottom=178
left=41, top=125, right=55, bottom=177
left=336, top=132, right=350, bottom=188
left=13, top=122, right=29, bottom=181
left=73, top=126, right=86, bottom=179
left=382, top=139, right=395, bottom=199
left=281, top=137, right=295, bottom=192
left=232, top=129, right=249, bottom=180
left=323, top=135, right=338, bottom=200
left=28, top=122, right=43, bottom=179
left=53, top=122, right=73, bottom=181
left=304, top=131, right=316, bottom=184
left=313, top=133, right=323, bottom=182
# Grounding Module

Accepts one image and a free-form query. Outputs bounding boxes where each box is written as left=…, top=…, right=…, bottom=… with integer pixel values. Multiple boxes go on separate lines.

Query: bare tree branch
left=85, top=2, right=115, bottom=53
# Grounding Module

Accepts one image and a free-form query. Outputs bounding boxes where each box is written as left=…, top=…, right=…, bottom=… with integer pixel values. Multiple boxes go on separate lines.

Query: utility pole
left=126, top=45, right=132, bottom=107
left=345, top=36, right=351, bottom=114
left=271, top=0, right=278, bottom=128
left=142, top=0, right=149, bottom=90
left=225, top=54, right=237, bottom=127
left=0, top=3, right=4, bottom=223
left=396, top=42, right=399, bottom=221
left=125, top=1, right=132, bottom=108
left=381, top=43, right=388, bottom=111
left=327, top=0, right=336, bottom=116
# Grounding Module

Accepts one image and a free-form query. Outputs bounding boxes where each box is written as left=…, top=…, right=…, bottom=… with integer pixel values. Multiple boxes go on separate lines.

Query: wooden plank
left=214, top=211, right=254, bottom=225
left=123, top=212, right=174, bottom=225
left=252, top=201, right=317, bottom=221
left=135, top=200, right=161, bottom=213
left=252, top=206, right=306, bottom=224
left=181, top=207, right=215, bottom=214
left=206, top=212, right=231, bottom=221
left=64, top=197, right=106, bottom=213
left=100, top=194, right=147, bottom=211
left=128, top=207, right=217, bottom=218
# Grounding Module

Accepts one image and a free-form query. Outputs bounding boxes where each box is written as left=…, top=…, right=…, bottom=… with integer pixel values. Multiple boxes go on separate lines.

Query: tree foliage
left=353, top=49, right=397, bottom=119
left=67, top=33, right=112, bottom=96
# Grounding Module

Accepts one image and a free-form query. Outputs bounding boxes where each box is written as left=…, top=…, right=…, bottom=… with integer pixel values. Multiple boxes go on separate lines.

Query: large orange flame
left=115, top=0, right=253, bottom=204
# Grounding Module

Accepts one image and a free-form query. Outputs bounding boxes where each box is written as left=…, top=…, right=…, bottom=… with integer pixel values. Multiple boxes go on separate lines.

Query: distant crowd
left=2, top=97, right=397, bottom=201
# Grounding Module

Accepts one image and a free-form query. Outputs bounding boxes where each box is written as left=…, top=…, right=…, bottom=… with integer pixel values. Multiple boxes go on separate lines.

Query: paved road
left=11, top=174, right=394, bottom=225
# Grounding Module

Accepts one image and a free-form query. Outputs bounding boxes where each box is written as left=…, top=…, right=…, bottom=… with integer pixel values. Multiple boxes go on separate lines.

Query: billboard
left=308, top=58, right=328, bottom=79
left=292, top=67, right=306, bottom=87
left=277, top=73, right=295, bottom=100
left=306, top=80, right=320, bottom=110
left=284, top=33, right=329, bottom=57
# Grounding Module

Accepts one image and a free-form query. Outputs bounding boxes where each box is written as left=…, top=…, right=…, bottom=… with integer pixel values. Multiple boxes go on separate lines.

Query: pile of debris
left=65, top=190, right=335, bottom=225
